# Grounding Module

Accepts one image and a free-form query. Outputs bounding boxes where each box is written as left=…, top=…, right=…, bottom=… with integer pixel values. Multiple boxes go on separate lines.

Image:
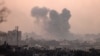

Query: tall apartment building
left=7, top=26, right=22, bottom=45
left=0, top=31, right=7, bottom=45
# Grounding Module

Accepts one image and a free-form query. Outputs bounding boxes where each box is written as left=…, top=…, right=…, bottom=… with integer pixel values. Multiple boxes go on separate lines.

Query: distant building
left=0, top=31, right=7, bottom=45
left=0, top=26, right=23, bottom=46
left=7, top=26, right=22, bottom=45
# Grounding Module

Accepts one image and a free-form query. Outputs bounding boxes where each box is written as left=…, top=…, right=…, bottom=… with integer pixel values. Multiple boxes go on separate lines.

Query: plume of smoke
left=31, top=7, right=49, bottom=19
left=31, top=6, right=71, bottom=40
left=46, top=8, right=71, bottom=39
left=31, top=6, right=49, bottom=27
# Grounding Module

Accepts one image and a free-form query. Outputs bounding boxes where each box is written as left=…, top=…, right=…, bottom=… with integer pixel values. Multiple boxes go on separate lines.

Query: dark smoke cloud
left=31, top=6, right=71, bottom=40
left=47, top=8, right=71, bottom=39
left=31, top=7, right=49, bottom=18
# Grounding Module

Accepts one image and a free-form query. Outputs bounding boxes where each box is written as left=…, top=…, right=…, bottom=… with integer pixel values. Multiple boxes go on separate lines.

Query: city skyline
left=1, top=1, right=100, bottom=55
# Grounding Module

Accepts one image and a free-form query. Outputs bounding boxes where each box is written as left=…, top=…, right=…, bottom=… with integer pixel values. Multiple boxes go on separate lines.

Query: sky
left=0, top=0, right=100, bottom=35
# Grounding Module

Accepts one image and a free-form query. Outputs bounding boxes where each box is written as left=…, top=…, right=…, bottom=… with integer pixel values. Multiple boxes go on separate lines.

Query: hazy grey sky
left=0, top=0, right=100, bottom=34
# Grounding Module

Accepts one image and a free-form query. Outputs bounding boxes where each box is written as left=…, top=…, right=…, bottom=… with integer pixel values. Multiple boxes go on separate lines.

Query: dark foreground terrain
left=0, top=42, right=100, bottom=56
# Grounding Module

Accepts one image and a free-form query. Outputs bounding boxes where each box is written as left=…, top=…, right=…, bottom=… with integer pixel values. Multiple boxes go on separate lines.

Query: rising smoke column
left=31, top=7, right=71, bottom=40
left=47, top=8, right=71, bottom=39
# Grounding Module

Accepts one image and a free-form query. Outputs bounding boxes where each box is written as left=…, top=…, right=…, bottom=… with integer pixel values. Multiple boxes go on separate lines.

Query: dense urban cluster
left=0, top=42, right=100, bottom=56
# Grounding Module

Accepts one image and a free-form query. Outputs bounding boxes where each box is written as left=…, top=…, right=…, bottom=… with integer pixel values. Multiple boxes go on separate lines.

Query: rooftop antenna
left=15, top=26, right=19, bottom=46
